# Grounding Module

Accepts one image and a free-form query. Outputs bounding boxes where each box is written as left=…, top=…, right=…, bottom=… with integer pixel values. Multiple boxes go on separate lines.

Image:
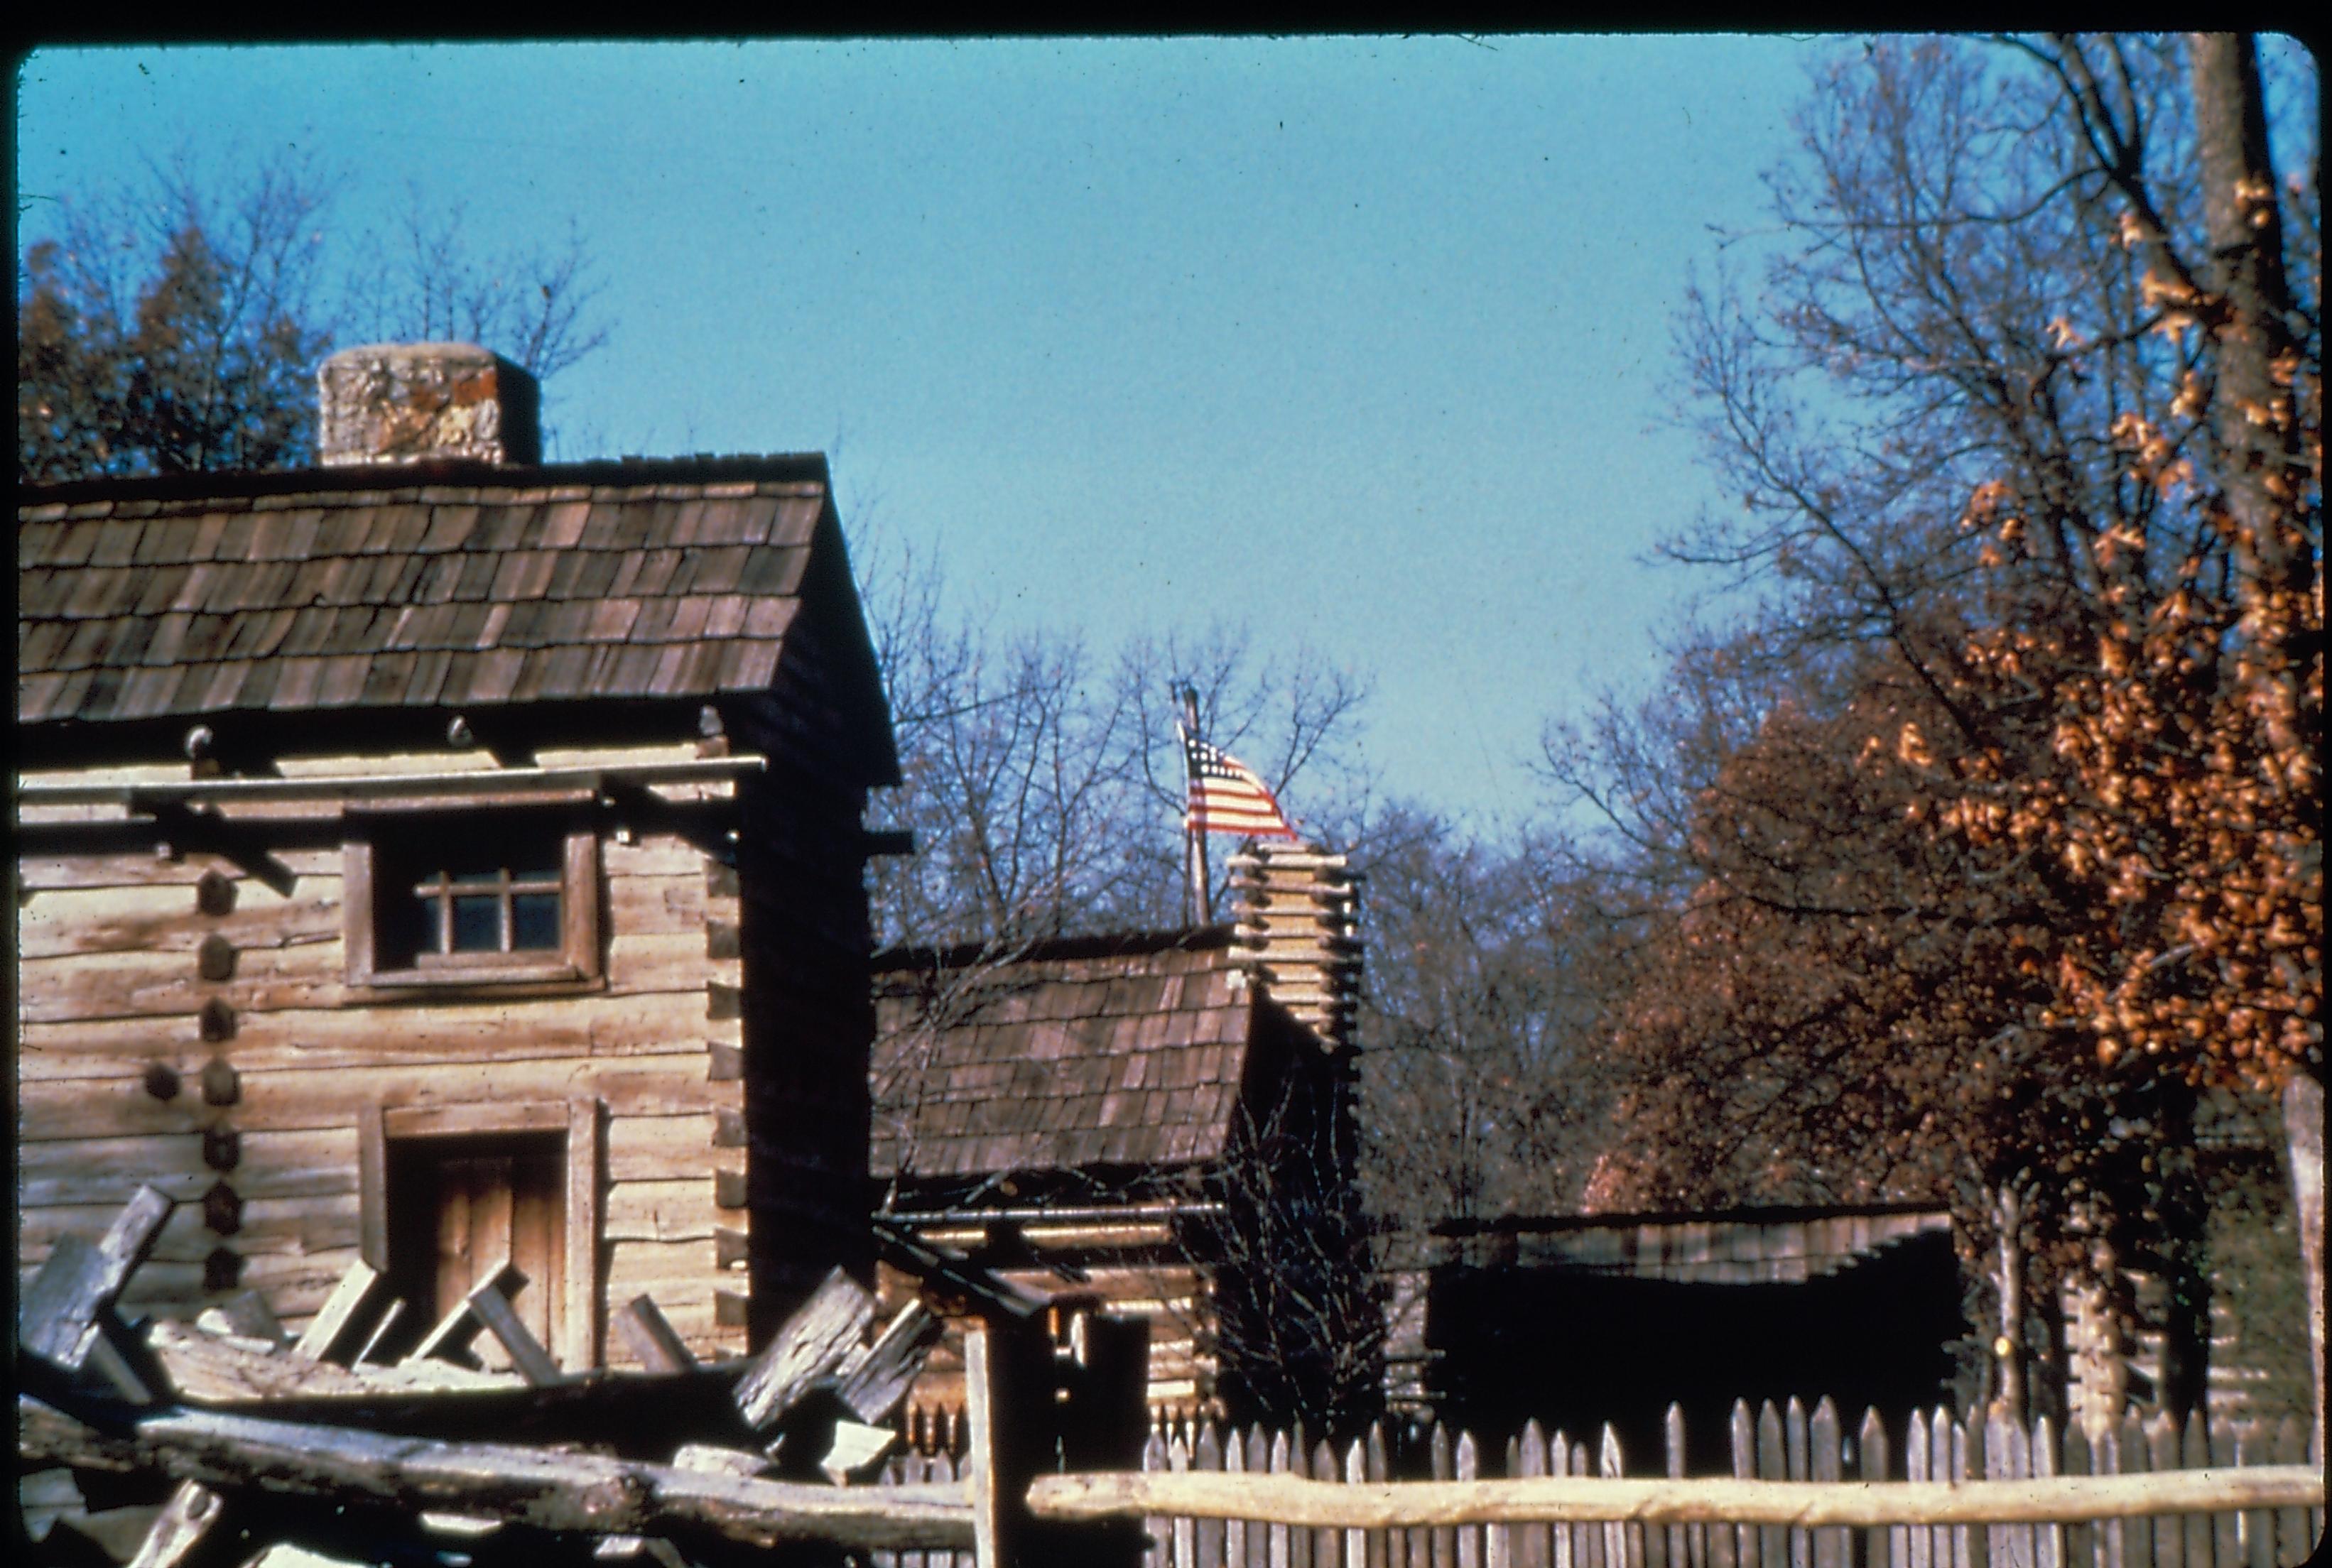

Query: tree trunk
left=2284, top=1077, right=2324, bottom=1461
left=2185, top=34, right=2308, bottom=584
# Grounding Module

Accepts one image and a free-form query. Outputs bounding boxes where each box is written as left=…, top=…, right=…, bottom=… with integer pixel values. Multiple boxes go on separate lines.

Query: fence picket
left=2231, top=1421, right=2271, bottom=1568
left=1369, top=1424, right=1393, bottom=1568
left=2181, top=1416, right=2214, bottom=1568
left=1517, top=1419, right=1553, bottom=1568
left=1495, top=1434, right=1519, bottom=1568
left=2208, top=1421, right=2240, bottom=1568
left=1990, top=1411, right=2034, bottom=1568
left=1860, top=1406, right=1894, bottom=1568
left=1577, top=1438, right=1602, bottom=1568
left=1730, top=1402, right=1757, bottom=1568
left=1429, top=1424, right=1456, bottom=1568
left=1194, top=1424, right=1225, bottom=1568
left=1459, top=1430, right=1485, bottom=1568
left=2119, top=1413, right=2153, bottom=1568
left=1666, top=1403, right=1693, bottom=1568
left=1271, top=1427, right=1294, bottom=1568
left=2267, top=1417, right=2308, bottom=1568
left=2149, top=1413, right=2184, bottom=1568
left=1146, top=1428, right=1169, bottom=1568
left=1602, top=1425, right=1642, bottom=1568
left=1956, top=1412, right=1985, bottom=1568
left=2033, top=1415, right=2062, bottom=1568
left=1312, top=1440, right=1342, bottom=1568
left=1907, top=1410, right=1933, bottom=1568
left=1786, top=1398, right=1813, bottom=1568
left=1758, top=1401, right=1789, bottom=1568
left=1552, top=1428, right=1576, bottom=1568
left=1811, top=1398, right=1845, bottom=1568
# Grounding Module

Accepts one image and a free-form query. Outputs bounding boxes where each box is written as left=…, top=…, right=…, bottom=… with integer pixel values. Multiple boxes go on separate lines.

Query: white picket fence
left=1119, top=1399, right=2320, bottom=1568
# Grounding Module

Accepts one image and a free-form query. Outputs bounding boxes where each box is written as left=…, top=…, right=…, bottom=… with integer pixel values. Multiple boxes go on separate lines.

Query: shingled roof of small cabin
left=16, top=454, right=895, bottom=777
left=870, top=926, right=1286, bottom=1182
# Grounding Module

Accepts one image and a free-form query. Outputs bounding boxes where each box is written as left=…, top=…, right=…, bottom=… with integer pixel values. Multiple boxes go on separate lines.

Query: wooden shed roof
left=16, top=456, right=889, bottom=772
left=869, top=927, right=1267, bottom=1182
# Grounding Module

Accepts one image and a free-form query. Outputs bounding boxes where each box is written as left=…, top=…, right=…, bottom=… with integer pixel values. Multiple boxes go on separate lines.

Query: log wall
left=15, top=743, right=751, bottom=1366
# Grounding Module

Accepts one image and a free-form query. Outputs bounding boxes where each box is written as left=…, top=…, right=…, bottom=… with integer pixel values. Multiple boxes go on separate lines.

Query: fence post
left=966, top=1326, right=1023, bottom=1568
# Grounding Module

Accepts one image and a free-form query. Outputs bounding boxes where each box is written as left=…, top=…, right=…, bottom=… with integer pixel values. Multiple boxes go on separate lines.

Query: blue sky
left=16, top=36, right=1827, bottom=829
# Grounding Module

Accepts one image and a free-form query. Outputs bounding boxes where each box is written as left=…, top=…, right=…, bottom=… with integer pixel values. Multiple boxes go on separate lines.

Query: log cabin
left=13, top=342, right=899, bottom=1371
left=867, top=841, right=1374, bottom=1429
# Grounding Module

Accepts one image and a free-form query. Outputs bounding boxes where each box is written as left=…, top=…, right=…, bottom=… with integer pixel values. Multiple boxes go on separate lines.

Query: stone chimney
left=318, top=342, right=540, bottom=467
left=1227, top=840, right=1360, bottom=1051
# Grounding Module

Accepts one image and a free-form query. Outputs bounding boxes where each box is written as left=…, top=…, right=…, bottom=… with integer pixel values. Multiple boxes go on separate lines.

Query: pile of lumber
left=18, top=1187, right=966, bottom=1567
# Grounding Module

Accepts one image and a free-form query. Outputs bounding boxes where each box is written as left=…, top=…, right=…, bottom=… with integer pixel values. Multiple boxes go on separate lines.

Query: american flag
left=1180, top=728, right=1299, bottom=839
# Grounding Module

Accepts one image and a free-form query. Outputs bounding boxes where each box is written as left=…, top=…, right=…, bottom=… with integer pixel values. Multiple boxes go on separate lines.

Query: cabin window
left=345, top=807, right=600, bottom=990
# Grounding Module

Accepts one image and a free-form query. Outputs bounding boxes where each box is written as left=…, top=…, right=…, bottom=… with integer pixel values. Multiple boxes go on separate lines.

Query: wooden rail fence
left=983, top=1398, right=2322, bottom=1568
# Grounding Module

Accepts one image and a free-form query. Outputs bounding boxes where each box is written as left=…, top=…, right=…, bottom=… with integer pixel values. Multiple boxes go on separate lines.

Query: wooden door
left=386, top=1132, right=565, bottom=1368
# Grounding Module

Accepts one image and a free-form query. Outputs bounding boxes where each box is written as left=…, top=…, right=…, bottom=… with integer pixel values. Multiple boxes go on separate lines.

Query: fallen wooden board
left=20, top=1393, right=975, bottom=1552
left=151, top=1319, right=521, bottom=1403
left=732, top=1267, right=874, bottom=1434
left=833, top=1300, right=941, bottom=1424
left=19, top=1185, right=174, bottom=1370
left=124, top=1479, right=224, bottom=1568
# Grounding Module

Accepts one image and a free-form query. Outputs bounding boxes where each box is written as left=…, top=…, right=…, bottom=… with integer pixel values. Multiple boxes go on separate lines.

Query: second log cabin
left=868, top=842, right=1376, bottom=1430
left=14, top=343, right=899, bottom=1371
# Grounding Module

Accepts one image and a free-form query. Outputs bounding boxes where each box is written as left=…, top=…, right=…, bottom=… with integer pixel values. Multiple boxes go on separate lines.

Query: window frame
left=343, top=801, right=602, bottom=993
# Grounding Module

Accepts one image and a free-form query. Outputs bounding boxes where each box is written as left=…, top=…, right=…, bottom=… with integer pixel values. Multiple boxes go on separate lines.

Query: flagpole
left=1179, top=685, right=1213, bottom=925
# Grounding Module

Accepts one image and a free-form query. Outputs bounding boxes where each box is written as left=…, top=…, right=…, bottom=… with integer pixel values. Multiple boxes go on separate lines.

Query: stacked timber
left=18, top=1189, right=954, bottom=1568
left=1223, top=842, right=1359, bottom=1049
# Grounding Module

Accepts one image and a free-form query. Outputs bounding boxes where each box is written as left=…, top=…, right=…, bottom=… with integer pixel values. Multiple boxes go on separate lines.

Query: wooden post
left=1181, top=687, right=1213, bottom=925
left=966, top=1325, right=1026, bottom=1568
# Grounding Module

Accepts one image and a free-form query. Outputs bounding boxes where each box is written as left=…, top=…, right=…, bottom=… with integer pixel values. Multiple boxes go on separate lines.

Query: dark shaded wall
left=1428, top=1230, right=1963, bottom=1468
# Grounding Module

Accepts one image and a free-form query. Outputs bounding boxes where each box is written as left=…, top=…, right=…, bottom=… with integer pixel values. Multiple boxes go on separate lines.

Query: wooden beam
left=18, top=755, right=769, bottom=808
left=965, top=1327, right=1012, bottom=1568
left=291, top=1260, right=388, bottom=1365
left=1021, top=1468, right=2330, bottom=1530
left=19, top=1185, right=174, bottom=1370
left=122, top=1480, right=224, bottom=1568
left=732, top=1267, right=874, bottom=1434
left=615, top=1296, right=698, bottom=1376
left=18, top=1394, right=974, bottom=1552
left=833, top=1301, right=941, bottom=1424
left=462, top=1276, right=563, bottom=1388
left=406, top=1259, right=522, bottom=1368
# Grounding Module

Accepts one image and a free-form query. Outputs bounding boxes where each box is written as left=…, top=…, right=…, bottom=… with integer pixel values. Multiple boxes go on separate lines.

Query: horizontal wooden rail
left=21, top=1395, right=974, bottom=1552
left=1025, top=1466, right=2326, bottom=1529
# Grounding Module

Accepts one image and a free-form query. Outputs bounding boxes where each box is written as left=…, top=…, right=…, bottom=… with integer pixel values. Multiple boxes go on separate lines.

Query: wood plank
left=122, top=1479, right=224, bottom=1568
left=19, top=1393, right=975, bottom=1552
left=465, top=1273, right=563, bottom=1386
left=151, top=1319, right=519, bottom=1401
left=835, top=1302, right=944, bottom=1424
left=734, top=1265, right=877, bottom=1433
left=614, top=1295, right=697, bottom=1375
left=19, top=1184, right=174, bottom=1369
left=291, top=1259, right=386, bottom=1363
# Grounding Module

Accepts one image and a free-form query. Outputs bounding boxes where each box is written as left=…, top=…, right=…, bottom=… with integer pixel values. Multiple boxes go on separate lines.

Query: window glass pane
left=451, top=895, right=501, bottom=952
left=386, top=892, right=435, bottom=963
left=511, top=891, right=561, bottom=951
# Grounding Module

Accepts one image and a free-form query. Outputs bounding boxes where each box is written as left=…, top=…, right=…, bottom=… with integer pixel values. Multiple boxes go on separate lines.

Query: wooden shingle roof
left=16, top=455, right=857, bottom=731
left=869, top=927, right=1263, bottom=1182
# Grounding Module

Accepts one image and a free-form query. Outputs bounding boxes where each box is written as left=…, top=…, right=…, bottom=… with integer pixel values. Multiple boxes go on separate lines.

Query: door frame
left=359, top=1097, right=603, bottom=1369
